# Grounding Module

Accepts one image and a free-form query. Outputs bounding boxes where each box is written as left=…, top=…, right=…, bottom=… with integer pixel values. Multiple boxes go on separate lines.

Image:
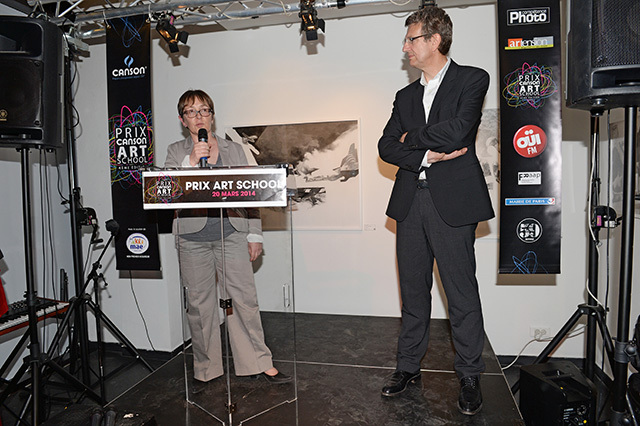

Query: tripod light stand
left=512, top=108, right=639, bottom=425
left=1, top=213, right=155, bottom=425
left=41, top=219, right=154, bottom=402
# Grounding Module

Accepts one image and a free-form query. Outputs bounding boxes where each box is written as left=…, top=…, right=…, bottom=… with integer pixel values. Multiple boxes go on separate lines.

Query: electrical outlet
left=530, top=326, right=551, bottom=340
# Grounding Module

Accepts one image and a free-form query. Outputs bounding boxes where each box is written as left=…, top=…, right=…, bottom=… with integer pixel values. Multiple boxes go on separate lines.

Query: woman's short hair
left=177, top=89, right=215, bottom=116
left=405, top=7, right=453, bottom=55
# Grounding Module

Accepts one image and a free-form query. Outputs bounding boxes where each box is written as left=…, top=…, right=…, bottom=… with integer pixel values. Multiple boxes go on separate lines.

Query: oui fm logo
left=513, top=124, right=547, bottom=158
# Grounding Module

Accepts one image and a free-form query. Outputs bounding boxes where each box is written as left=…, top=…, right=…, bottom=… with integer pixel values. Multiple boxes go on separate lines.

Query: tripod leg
left=533, top=307, right=586, bottom=364
left=17, top=389, right=32, bottom=426
left=86, top=300, right=154, bottom=371
left=45, top=296, right=81, bottom=360
left=0, top=362, right=29, bottom=407
left=93, top=281, right=106, bottom=401
left=594, top=308, right=616, bottom=372
left=43, top=359, right=103, bottom=404
left=0, top=401, right=29, bottom=426
left=0, top=331, right=30, bottom=379
left=511, top=307, right=585, bottom=394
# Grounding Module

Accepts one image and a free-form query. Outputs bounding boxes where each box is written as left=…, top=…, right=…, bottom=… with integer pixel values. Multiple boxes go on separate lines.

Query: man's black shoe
left=381, top=370, right=421, bottom=397
left=458, top=375, right=482, bottom=415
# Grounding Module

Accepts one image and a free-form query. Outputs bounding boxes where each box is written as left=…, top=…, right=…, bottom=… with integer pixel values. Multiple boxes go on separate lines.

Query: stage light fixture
left=156, top=14, right=188, bottom=53
left=299, top=0, right=325, bottom=41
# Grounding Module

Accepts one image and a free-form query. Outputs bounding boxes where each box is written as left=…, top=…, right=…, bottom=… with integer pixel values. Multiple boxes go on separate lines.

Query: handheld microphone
left=198, top=128, right=208, bottom=168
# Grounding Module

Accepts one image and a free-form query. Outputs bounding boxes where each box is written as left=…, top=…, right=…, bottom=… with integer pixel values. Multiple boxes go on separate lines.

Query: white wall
left=4, top=3, right=634, bottom=366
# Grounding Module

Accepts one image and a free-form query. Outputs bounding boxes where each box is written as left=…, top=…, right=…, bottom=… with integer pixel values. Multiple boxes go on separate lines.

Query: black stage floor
left=8, top=312, right=524, bottom=425
left=109, top=312, right=522, bottom=425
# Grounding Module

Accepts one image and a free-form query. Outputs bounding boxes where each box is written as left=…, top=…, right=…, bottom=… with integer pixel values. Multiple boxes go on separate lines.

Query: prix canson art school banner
left=106, top=16, right=161, bottom=270
left=497, top=0, right=562, bottom=274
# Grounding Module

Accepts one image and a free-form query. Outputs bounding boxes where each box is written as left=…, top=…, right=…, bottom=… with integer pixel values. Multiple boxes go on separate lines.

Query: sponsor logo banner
left=498, top=0, right=562, bottom=274
left=106, top=16, right=160, bottom=270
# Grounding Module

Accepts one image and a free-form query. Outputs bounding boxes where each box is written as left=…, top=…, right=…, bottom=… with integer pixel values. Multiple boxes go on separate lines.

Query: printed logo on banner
left=513, top=124, right=547, bottom=158
left=502, top=63, right=558, bottom=109
left=111, top=55, right=148, bottom=81
left=518, top=171, right=542, bottom=185
left=507, top=8, right=550, bottom=26
left=126, top=233, right=149, bottom=254
left=506, top=36, right=554, bottom=50
left=517, top=218, right=543, bottom=243
left=145, top=175, right=183, bottom=203
left=109, top=106, right=154, bottom=178
left=505, top=197, right=555, bottom=206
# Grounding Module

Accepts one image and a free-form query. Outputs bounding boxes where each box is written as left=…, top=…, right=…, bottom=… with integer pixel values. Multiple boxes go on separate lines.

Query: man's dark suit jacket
left=378, top=60, right=495, bottom=227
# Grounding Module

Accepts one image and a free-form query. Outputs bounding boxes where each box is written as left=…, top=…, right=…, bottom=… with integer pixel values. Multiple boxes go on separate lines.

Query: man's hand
left=401, top=131, right=467, bottom=164
left=248, top=242, right=263, bottom=262
left=428, top=147, right=468, bottom=163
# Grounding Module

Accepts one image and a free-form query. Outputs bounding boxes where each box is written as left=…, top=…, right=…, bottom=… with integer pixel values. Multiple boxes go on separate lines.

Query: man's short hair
left=177, top=89, right=215, bottom=116
left=405, top=7, right=453, bottom=55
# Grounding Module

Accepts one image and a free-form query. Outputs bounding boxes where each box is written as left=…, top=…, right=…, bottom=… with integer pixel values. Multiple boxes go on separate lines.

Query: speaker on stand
left=565, top=0, right=640, bottom=424
left=0, top=16, right=65, bottom=423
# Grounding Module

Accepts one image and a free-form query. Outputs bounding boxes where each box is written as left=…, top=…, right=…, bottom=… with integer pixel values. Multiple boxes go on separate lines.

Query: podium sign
left=142, top=166, right=287, bottom=209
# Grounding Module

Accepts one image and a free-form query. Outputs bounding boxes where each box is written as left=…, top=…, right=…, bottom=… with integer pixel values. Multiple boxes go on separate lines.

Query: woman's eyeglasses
left=183, top=108, right=212, bottom=118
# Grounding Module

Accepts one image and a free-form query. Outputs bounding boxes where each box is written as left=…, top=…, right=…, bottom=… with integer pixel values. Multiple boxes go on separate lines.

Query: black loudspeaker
left=519, top=361, right=597, bottom=425
left=566, top=0, right=640, bottom=110
left=0, top=17, right=64, bottom=149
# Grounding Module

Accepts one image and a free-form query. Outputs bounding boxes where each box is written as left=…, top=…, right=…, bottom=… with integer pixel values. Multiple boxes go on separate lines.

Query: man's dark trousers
left=395, top=185, right=485, bottom=378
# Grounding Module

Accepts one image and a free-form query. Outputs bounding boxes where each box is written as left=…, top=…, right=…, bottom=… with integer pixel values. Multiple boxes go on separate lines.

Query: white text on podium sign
left=142, top=166, right=287, bottom=209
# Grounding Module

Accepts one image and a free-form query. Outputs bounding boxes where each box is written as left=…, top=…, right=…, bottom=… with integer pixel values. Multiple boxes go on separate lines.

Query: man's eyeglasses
left=183, top=108, right=212, bottom=118
left=403, top=34, right=430, bottom=45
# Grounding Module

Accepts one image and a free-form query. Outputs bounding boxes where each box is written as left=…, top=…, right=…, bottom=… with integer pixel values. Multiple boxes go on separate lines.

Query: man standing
left=378, top=7, right=494, bottom=416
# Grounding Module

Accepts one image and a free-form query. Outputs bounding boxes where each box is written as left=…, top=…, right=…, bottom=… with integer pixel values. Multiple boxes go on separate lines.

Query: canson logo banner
left=106, top=16, right=161, bottom=270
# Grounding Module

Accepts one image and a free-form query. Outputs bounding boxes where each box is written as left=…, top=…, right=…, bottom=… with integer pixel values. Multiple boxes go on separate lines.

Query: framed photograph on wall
left=226, top=120, right=361, bottom=230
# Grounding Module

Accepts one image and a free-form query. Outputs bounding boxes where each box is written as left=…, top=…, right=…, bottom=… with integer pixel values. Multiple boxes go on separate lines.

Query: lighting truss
left=0, top=0, right=492, bottom=40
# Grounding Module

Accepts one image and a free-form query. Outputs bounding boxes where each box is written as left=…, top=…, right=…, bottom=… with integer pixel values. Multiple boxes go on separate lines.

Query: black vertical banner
left=106, top=16, right=161, bottom=270
left=497, top=0, right=562, bottom=274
